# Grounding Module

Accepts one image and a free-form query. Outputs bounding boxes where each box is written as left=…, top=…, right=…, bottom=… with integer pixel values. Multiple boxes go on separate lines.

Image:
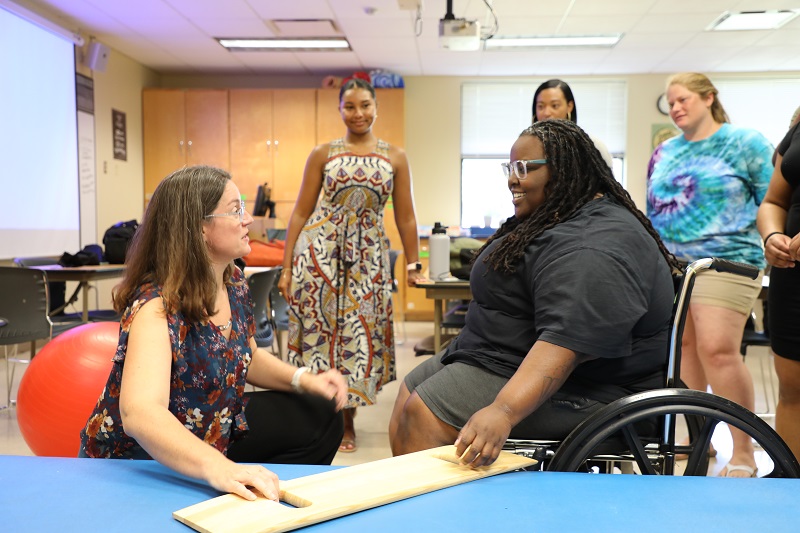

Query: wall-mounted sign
left=112, top=108, right=127, bottom=161
left=76, top=74, right=94, bottom=114
left=651, top=123, right=679, bottom=151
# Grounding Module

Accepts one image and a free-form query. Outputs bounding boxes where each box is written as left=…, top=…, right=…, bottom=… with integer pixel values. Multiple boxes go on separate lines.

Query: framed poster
left=652, top=123, right=679, bottom=150
left=112, top=108, right=127, bottom=161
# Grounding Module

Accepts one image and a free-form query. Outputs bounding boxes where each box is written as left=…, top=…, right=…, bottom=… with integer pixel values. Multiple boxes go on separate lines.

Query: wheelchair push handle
left=668, top=257, right=759, bottom=389
left=708, top=258, right=759, bottom=280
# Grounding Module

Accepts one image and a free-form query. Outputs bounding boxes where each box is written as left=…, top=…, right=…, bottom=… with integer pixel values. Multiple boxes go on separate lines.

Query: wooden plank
left=174, top=446, right=536, bottom=533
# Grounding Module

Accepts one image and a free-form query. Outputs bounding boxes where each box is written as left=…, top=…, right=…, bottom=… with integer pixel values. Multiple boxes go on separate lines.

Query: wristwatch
left=407, top=262, right=422, bottom=272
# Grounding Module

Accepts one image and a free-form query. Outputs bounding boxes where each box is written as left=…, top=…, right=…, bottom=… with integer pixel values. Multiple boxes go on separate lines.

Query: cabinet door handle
left=187, top=140, right=192, bottom=156
left=266, top=140, right=271, bottom=152
left=274, top=139, right=279, bottom=151
left=179, top=140, right=184, bottom=153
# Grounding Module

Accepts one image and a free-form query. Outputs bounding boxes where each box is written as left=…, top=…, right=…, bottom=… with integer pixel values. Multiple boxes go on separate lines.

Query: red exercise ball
left=17, top=321, right=117, bottom=457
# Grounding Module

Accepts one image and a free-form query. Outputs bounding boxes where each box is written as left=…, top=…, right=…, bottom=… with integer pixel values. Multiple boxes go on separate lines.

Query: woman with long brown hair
left=80, top=165, right=347, bottom=500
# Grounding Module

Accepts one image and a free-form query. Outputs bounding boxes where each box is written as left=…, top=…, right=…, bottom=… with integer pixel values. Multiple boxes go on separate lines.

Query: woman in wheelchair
left=389, top=119, right=678, bottom=467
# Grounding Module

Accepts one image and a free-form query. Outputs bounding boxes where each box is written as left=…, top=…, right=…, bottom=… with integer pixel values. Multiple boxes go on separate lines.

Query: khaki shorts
left=690, top=269, right=764, bottom=315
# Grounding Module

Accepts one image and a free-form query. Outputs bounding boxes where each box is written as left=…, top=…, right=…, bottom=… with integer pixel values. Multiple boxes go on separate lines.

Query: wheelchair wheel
left=547, top=388, right=800, bottom=477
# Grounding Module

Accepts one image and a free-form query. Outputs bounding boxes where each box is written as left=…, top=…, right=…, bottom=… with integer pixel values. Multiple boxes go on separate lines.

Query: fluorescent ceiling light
left=484, top=34, right=622, bottom=49
left=217, top=38, right=350, bottom=51
left=707, top=10, right=799, bottom=31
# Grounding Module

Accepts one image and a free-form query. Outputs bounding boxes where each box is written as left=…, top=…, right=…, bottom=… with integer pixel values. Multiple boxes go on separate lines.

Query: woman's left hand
left=302, top=369, right=348, bottom=410
left=454, top=403, right=513, bottom=468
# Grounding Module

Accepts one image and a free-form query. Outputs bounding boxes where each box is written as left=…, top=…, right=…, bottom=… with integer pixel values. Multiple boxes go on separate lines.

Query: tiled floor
left=0, top=321, right=781, bottom=474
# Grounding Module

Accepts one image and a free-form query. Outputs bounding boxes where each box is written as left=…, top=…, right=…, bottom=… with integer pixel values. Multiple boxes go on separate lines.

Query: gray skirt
left=405, top=352, right=610, bottom=441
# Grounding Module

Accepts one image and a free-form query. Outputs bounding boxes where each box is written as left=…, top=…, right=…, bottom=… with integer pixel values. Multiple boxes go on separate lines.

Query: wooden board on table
left=173, top=445, right=536, bottom=533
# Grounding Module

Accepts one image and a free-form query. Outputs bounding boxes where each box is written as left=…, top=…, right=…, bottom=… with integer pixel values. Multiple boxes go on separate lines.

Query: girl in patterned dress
left=79, top=166, right=348, bottom=502
left=647, top=73, right=773, bottom=478
left=278, top=79, right=423, bottom=453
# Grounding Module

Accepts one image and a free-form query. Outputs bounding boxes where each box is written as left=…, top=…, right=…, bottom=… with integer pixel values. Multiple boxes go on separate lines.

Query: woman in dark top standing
left=532, top=78, right=613, bottom=167
left=757, top=106, right=800, bottom=461
left=389, top=120, right=677, bottom=466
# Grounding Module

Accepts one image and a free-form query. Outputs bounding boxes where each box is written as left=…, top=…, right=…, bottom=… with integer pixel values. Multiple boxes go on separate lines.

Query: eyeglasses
left=204, top=203, right=246, bottom=223
left=501, top=159, right=548, bottom=180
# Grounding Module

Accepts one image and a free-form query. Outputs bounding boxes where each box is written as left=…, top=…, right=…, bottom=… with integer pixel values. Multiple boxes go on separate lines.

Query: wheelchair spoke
left=684, top=416, right=717, bottom=476
left=621, top=423, right=657, bottom=475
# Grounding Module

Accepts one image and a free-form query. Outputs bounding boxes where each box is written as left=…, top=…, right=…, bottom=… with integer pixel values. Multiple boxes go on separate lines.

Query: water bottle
left=429, top=222, right=450, bottom=281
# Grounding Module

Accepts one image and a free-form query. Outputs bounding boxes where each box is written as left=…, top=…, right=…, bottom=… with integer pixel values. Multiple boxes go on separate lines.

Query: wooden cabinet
left=143, top=89, right=229, bottom=202
left=229, top=89, right=317, bottom=220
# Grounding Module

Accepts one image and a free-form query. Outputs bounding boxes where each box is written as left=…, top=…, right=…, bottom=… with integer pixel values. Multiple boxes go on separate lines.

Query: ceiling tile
left=165, top=0, right=257, bottom=19
left=336, top=16, right=418, bottom=38
left=559, top=15, right=643, bottom=34
left=246, top=0, right=335, bottom=20
left=570, top=0, right=656, bottom=16
left=714, top=46, right=798, bottom=71
left=647, top=0, right=740, bottom=14
left=83, top=0, right=184, bottom=19
left=271, top=19, right=342, bottom=37
left=490, top=17, right=565, bottom=36
left=632, top=13, right=724, bottom=33
left=191, top=18, right=276, bottom=38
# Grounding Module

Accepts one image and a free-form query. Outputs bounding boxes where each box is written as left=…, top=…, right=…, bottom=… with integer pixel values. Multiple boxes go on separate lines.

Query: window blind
left=712, top=78, right=800, bottom=146
left=461, top=80, right=627, bottom=156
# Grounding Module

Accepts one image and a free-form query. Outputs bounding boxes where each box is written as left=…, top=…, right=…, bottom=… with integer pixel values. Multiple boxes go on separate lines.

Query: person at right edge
left=647, top=72, right=773, bottom=478
left=757, top=105, right=800, bottom=461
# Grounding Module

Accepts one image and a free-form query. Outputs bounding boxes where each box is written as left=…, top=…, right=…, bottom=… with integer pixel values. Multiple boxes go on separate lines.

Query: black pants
left=226, top=390, right=344, bottom=465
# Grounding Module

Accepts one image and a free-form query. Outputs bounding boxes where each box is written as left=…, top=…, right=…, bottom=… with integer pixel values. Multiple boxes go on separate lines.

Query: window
left=461, top=81, right=627, bottom=229
left=713, top=78, right=800, bottom=146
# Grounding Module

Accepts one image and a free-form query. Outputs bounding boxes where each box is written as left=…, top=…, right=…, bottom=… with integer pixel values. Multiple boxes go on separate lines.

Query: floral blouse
left=79, top=268, right=256, bottom=459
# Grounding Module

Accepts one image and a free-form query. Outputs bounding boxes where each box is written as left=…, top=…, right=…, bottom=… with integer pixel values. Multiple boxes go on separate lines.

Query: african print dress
left=287, top=138, right=395, bottom=407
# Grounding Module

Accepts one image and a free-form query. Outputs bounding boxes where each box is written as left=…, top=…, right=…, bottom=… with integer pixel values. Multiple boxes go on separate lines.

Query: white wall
left=77, top=45, right=159, bottom=308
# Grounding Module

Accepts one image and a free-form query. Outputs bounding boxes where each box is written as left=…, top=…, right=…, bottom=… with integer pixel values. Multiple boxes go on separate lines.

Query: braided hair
left=478, top=119, right=679, bottom=274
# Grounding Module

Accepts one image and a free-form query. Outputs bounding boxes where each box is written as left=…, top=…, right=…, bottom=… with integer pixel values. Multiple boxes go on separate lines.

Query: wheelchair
left=503, top=258, right=800, bottom=478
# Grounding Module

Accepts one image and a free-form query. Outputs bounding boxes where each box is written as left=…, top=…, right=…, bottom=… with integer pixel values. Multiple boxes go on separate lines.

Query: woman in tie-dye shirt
left=647, top=73, right=773, bottom=478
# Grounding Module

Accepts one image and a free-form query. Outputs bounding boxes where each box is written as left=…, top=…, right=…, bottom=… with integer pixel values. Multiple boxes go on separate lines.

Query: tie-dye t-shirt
left=646, top=123, right=773, bottom=267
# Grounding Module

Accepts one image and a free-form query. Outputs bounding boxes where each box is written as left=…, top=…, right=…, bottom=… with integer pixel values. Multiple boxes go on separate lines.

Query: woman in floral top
left=79, top=165, right=347, bottom=502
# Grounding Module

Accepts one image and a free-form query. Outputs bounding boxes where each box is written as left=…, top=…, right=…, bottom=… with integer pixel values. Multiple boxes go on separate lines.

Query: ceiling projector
left=439, top=18, right=481, bottom=51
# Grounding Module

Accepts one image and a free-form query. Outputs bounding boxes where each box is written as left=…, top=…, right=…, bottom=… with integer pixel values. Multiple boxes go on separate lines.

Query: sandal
left=719, top=463, right=757, bottom=478
left=338, top=438, right=358, bottom=453
left=338, top=408, right=357, bottom=453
